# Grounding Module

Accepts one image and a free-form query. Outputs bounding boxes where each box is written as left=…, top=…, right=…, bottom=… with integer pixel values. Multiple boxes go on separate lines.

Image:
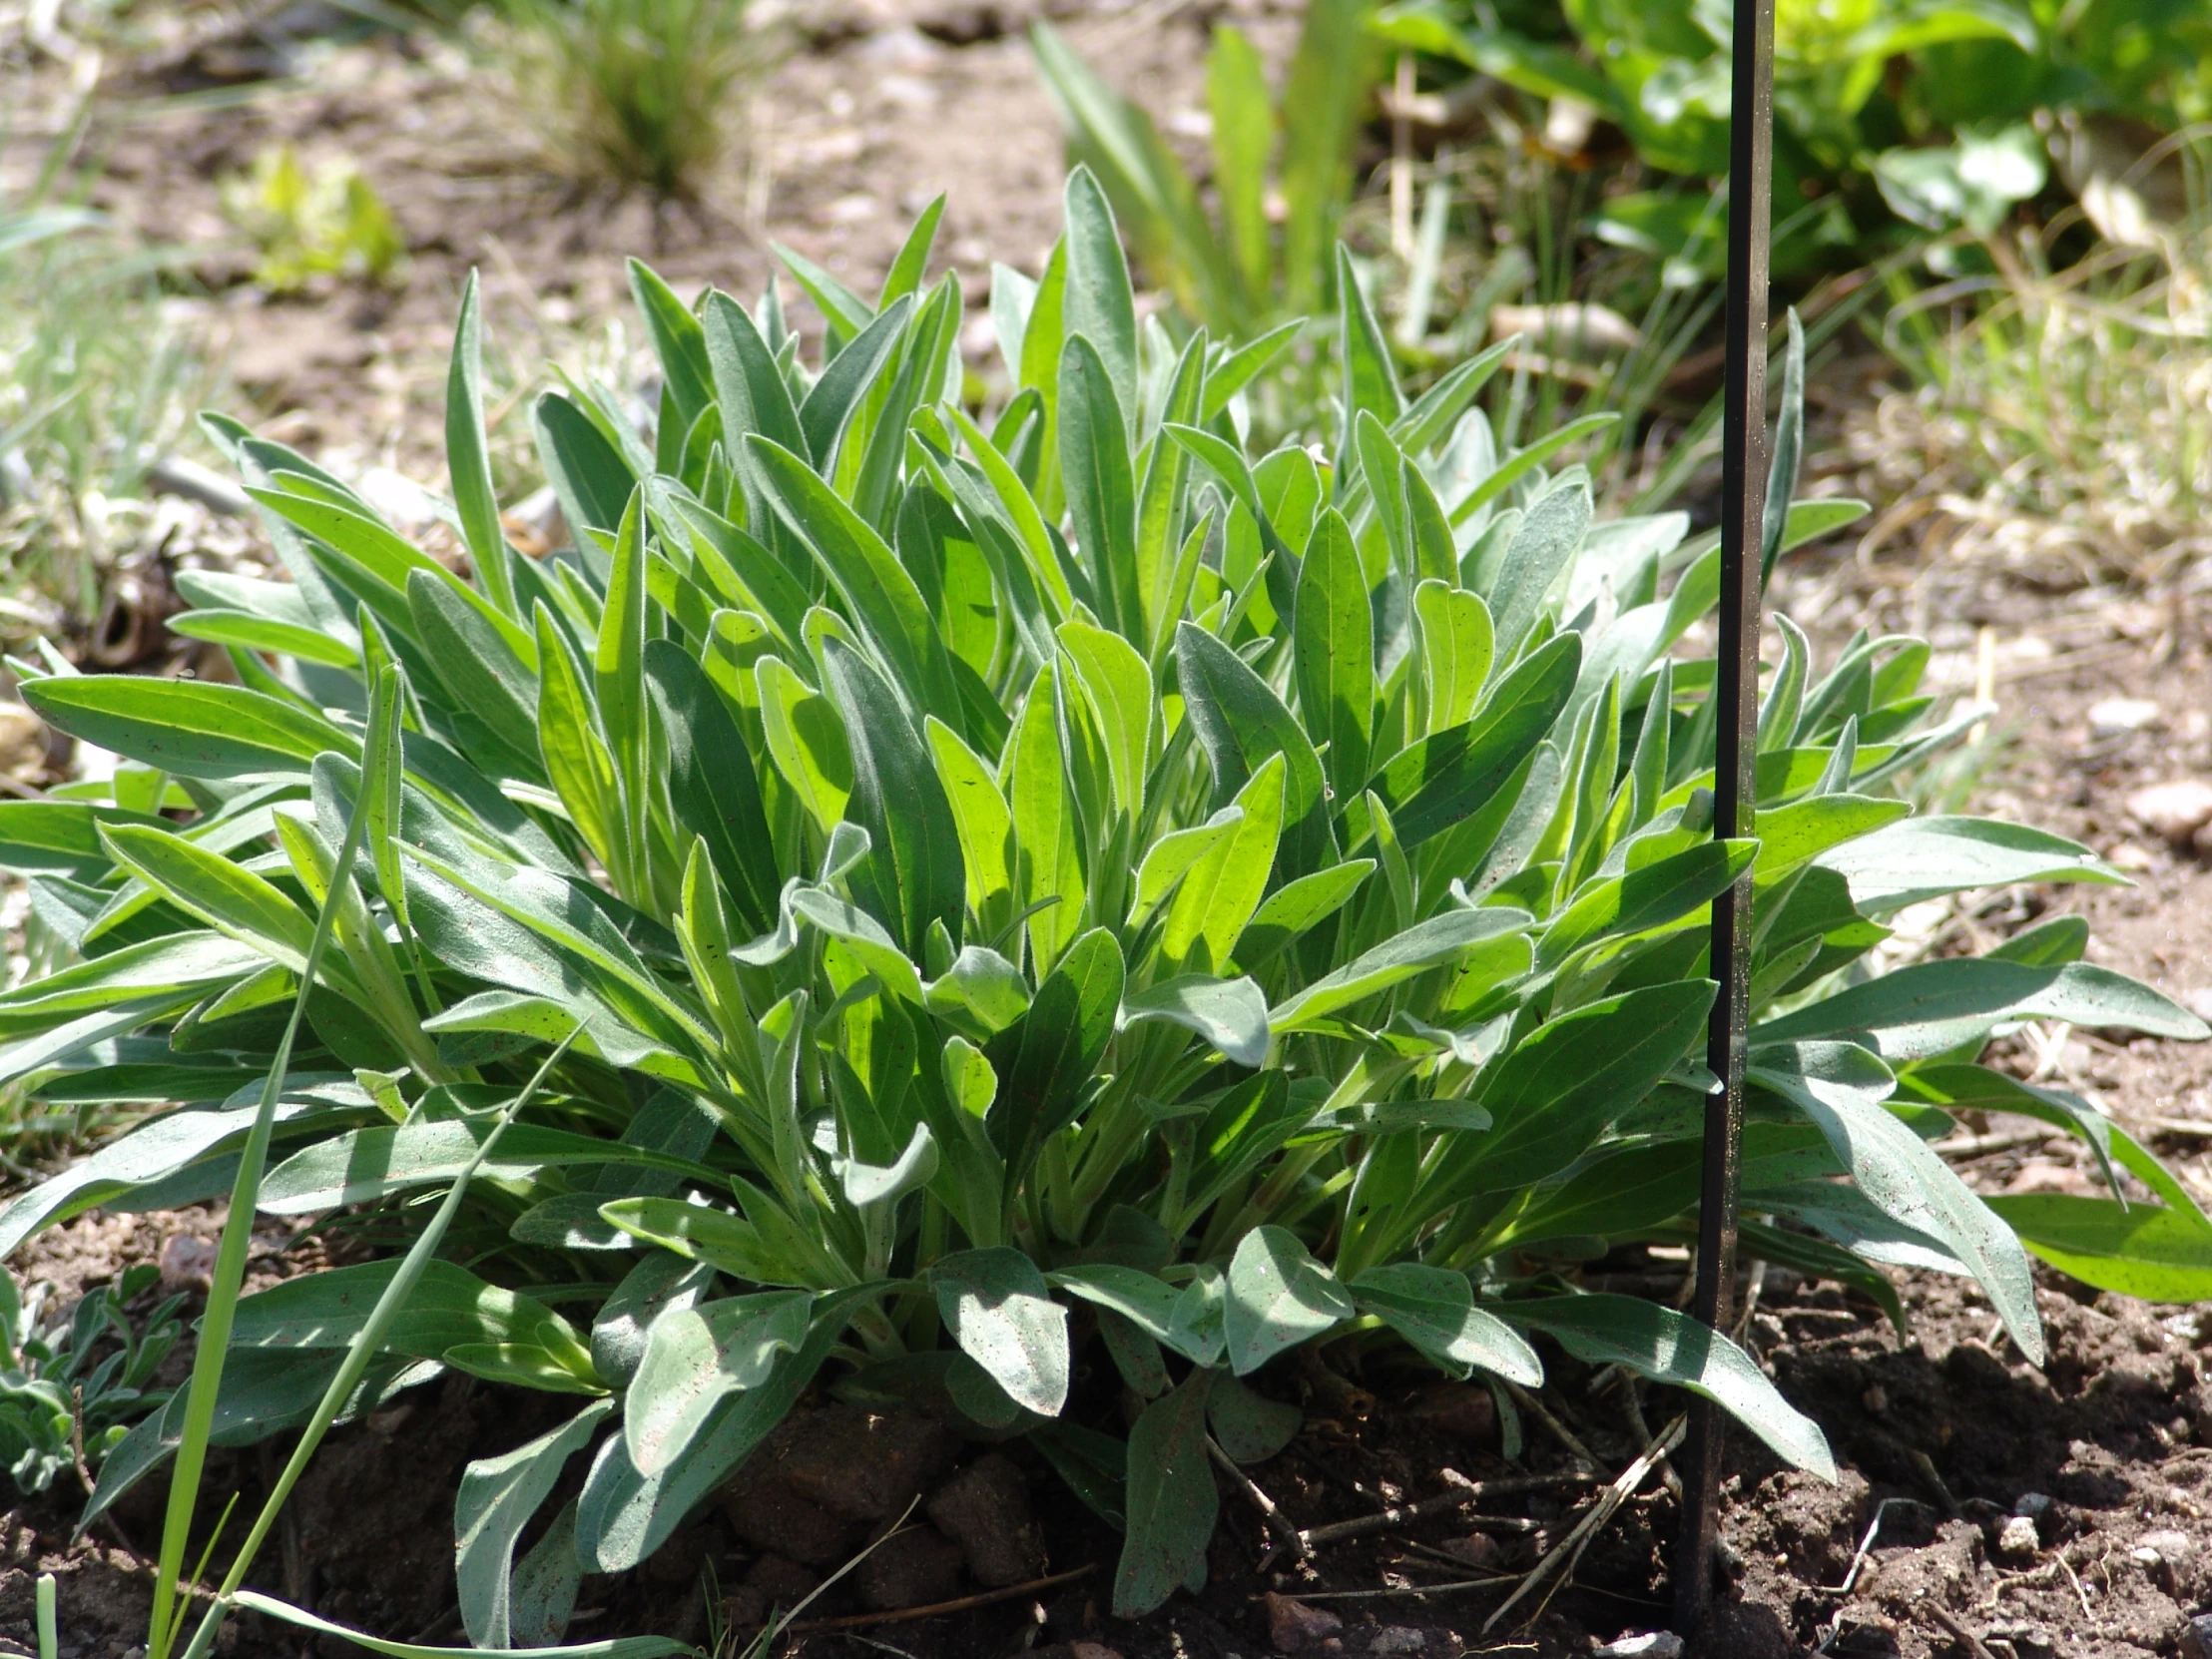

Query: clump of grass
left=1865, top=184, right=2212, bottom=588
left=505, top=0, right=762, bottom=199
left=0, top=188, right=211, bottom=631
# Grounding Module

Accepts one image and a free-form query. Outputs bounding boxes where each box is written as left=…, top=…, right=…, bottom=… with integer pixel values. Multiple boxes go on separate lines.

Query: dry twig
left=780, top=1564, right=1098, bottom=1633
left=1817, top=1497, right=1926, bottom=1596
left=1208, top=1435, right=1310, bottom=1562
left=1504, top=1381, right=1605, bottom=1472
left=1480, top=1415, right=1687, bottom=1636
left=1927, top=1603, right=2000, bottom=1659
left=1262, top=1469, right=1597, bottom=1568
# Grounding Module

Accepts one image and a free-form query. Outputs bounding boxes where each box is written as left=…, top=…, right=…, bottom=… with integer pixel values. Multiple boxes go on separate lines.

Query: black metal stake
left=1673, top=0, right=1774, bottom=1638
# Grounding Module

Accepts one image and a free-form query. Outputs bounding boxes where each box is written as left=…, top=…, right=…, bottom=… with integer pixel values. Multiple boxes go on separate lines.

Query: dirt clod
left=720, top=1470, right=855, bottom=1566
left=1685, top=1600, right=1797, bottom=1659
left=723, top=1403, right=958, bottom=1565
left=769, top=1404, right=958, bottom=1521
left=925, top=1451, right=1047, bottom=1587
left=1397, top=1384, right=1495, bottom=1444
left=854, top=1522, right=966, bottom=1611
left=721, top=1553, right=820, bottom=1632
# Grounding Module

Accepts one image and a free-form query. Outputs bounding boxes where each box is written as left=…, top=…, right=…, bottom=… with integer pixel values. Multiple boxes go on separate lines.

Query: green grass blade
left=226, top=1592, right=685, bottom=1659
left=146, top=674, right=396, bottom=1659
left=178, top=1025, right=585, bottom=1659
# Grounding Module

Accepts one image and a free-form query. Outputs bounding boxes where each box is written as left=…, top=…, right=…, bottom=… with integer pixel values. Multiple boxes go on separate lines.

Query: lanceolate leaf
left=1347, top=633, right=1580, bottom=850
left=1350, top=1264, right=1541, bottom=1384
left=1061, top=167, right=1140, bottom=429
left=819, top=639, right=965, bottom=958
left=986, top=928, right=1124, bottom=1178
left=1224, top=1226, right=1355, bottom=1375
left=573, top=1286, right=889, bottom=1574
left=23, top=678, right=352, bottom=779
left=260, top=1119, right=721, bottom=1214
left=1755, top=958, right=2207, bottom=1060
left=1751, top=1041, right=2044, bottom=1365
left=1060, top=334, right=1142, bottom=638
left=1818, top=816, right=2126, bottom=913
left=624, top=1292, right=814, bottom=1475
left=1985, top=1196, right=2212, bottom=1303
left=446, top=271, right=516, bottom=617
left=1538, top=837, right=1756, bottom=970
left=930, top=1248, right=1070, bottom=1416
left=456, top=1399, right=614, bottom=1647
left=228, top=1258, right=575, bottom=1361
left=1411, top=981, right=1714, bottom=1220
left=1270, top=907, right=1527, bottom=1033
left=1113, top=1369, right=1217, bottom=1619
left=234, top=1591, right=686, bottom=1659
left=1503, top=1295, right=1835, bottom=1479
left=1295, top=508, right=1375, bottom=798
left=643, top=643, right=780, bottom=934
left=1175, top=622, right=1327, bottom=830
left=749, top=435, right=961, bottom=723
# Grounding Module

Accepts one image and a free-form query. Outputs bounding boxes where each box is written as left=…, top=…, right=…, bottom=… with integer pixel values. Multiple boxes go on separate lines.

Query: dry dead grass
left=1842, top=200, right=2212, bottom=593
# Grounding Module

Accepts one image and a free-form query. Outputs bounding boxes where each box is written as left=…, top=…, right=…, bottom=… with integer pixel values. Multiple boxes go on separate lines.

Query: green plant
left=1, top=172, right=2207, bottom=1655
left=1375, top=0, right=2212, bottom=260
left=505, top=0, right=761, bottom=198
left=0, top=1264, right=185, bottom=1496
left=219, top=145, right=406, bottom=294
left=1031, top=4, right=1380, bottom=337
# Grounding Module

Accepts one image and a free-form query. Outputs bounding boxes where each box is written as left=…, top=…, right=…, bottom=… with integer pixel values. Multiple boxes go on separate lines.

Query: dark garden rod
left=1673, top=0, right=1775, bottom=1636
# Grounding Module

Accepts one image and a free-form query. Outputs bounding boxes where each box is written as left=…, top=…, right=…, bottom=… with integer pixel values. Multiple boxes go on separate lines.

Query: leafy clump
left=0, top=1265, right=184, bottom=1497
left=219, top=144, right=405, bottom=294
left=0, top=172, right=2205, bottom=1649
left=1379, top=0, right=2212, bottom=262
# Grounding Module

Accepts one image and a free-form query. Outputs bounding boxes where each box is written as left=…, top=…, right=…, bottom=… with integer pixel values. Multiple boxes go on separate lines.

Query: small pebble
left=1593, top=1636, right=1684, bottom=1659
left=2088, top=697, right=2162, bottom=739
left=1267, top=1593, right=1344, bottom=1655
left=1997, top=1514, right=2041, bottom=1559
left=1436, top=1533, right=1503, bottom=1569
left=2128, top=779, right=2212, bottom=844
left=158, top=1233, right=219, bottom=1294
left=1861, top=1384, right=1888, bottom=1413
left=2183, top=1611, right=2212, bottom=1659
left=2013, top=1492, right=2053, bottom=1518
left=2110, top=840, right=2161, bottom=872
left=1368, top=1630, right=1424, bottom=1655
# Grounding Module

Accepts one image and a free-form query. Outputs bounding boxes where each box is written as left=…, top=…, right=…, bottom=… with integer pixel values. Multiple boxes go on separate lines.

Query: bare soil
left=3, top=3, right=2212, bottom=1658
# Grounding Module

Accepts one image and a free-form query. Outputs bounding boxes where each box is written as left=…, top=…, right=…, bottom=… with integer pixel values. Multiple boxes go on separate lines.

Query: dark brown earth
left=5, top=2, right=2212, bottom=1657
left=13, top=1239, right=2212, bottom=1659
